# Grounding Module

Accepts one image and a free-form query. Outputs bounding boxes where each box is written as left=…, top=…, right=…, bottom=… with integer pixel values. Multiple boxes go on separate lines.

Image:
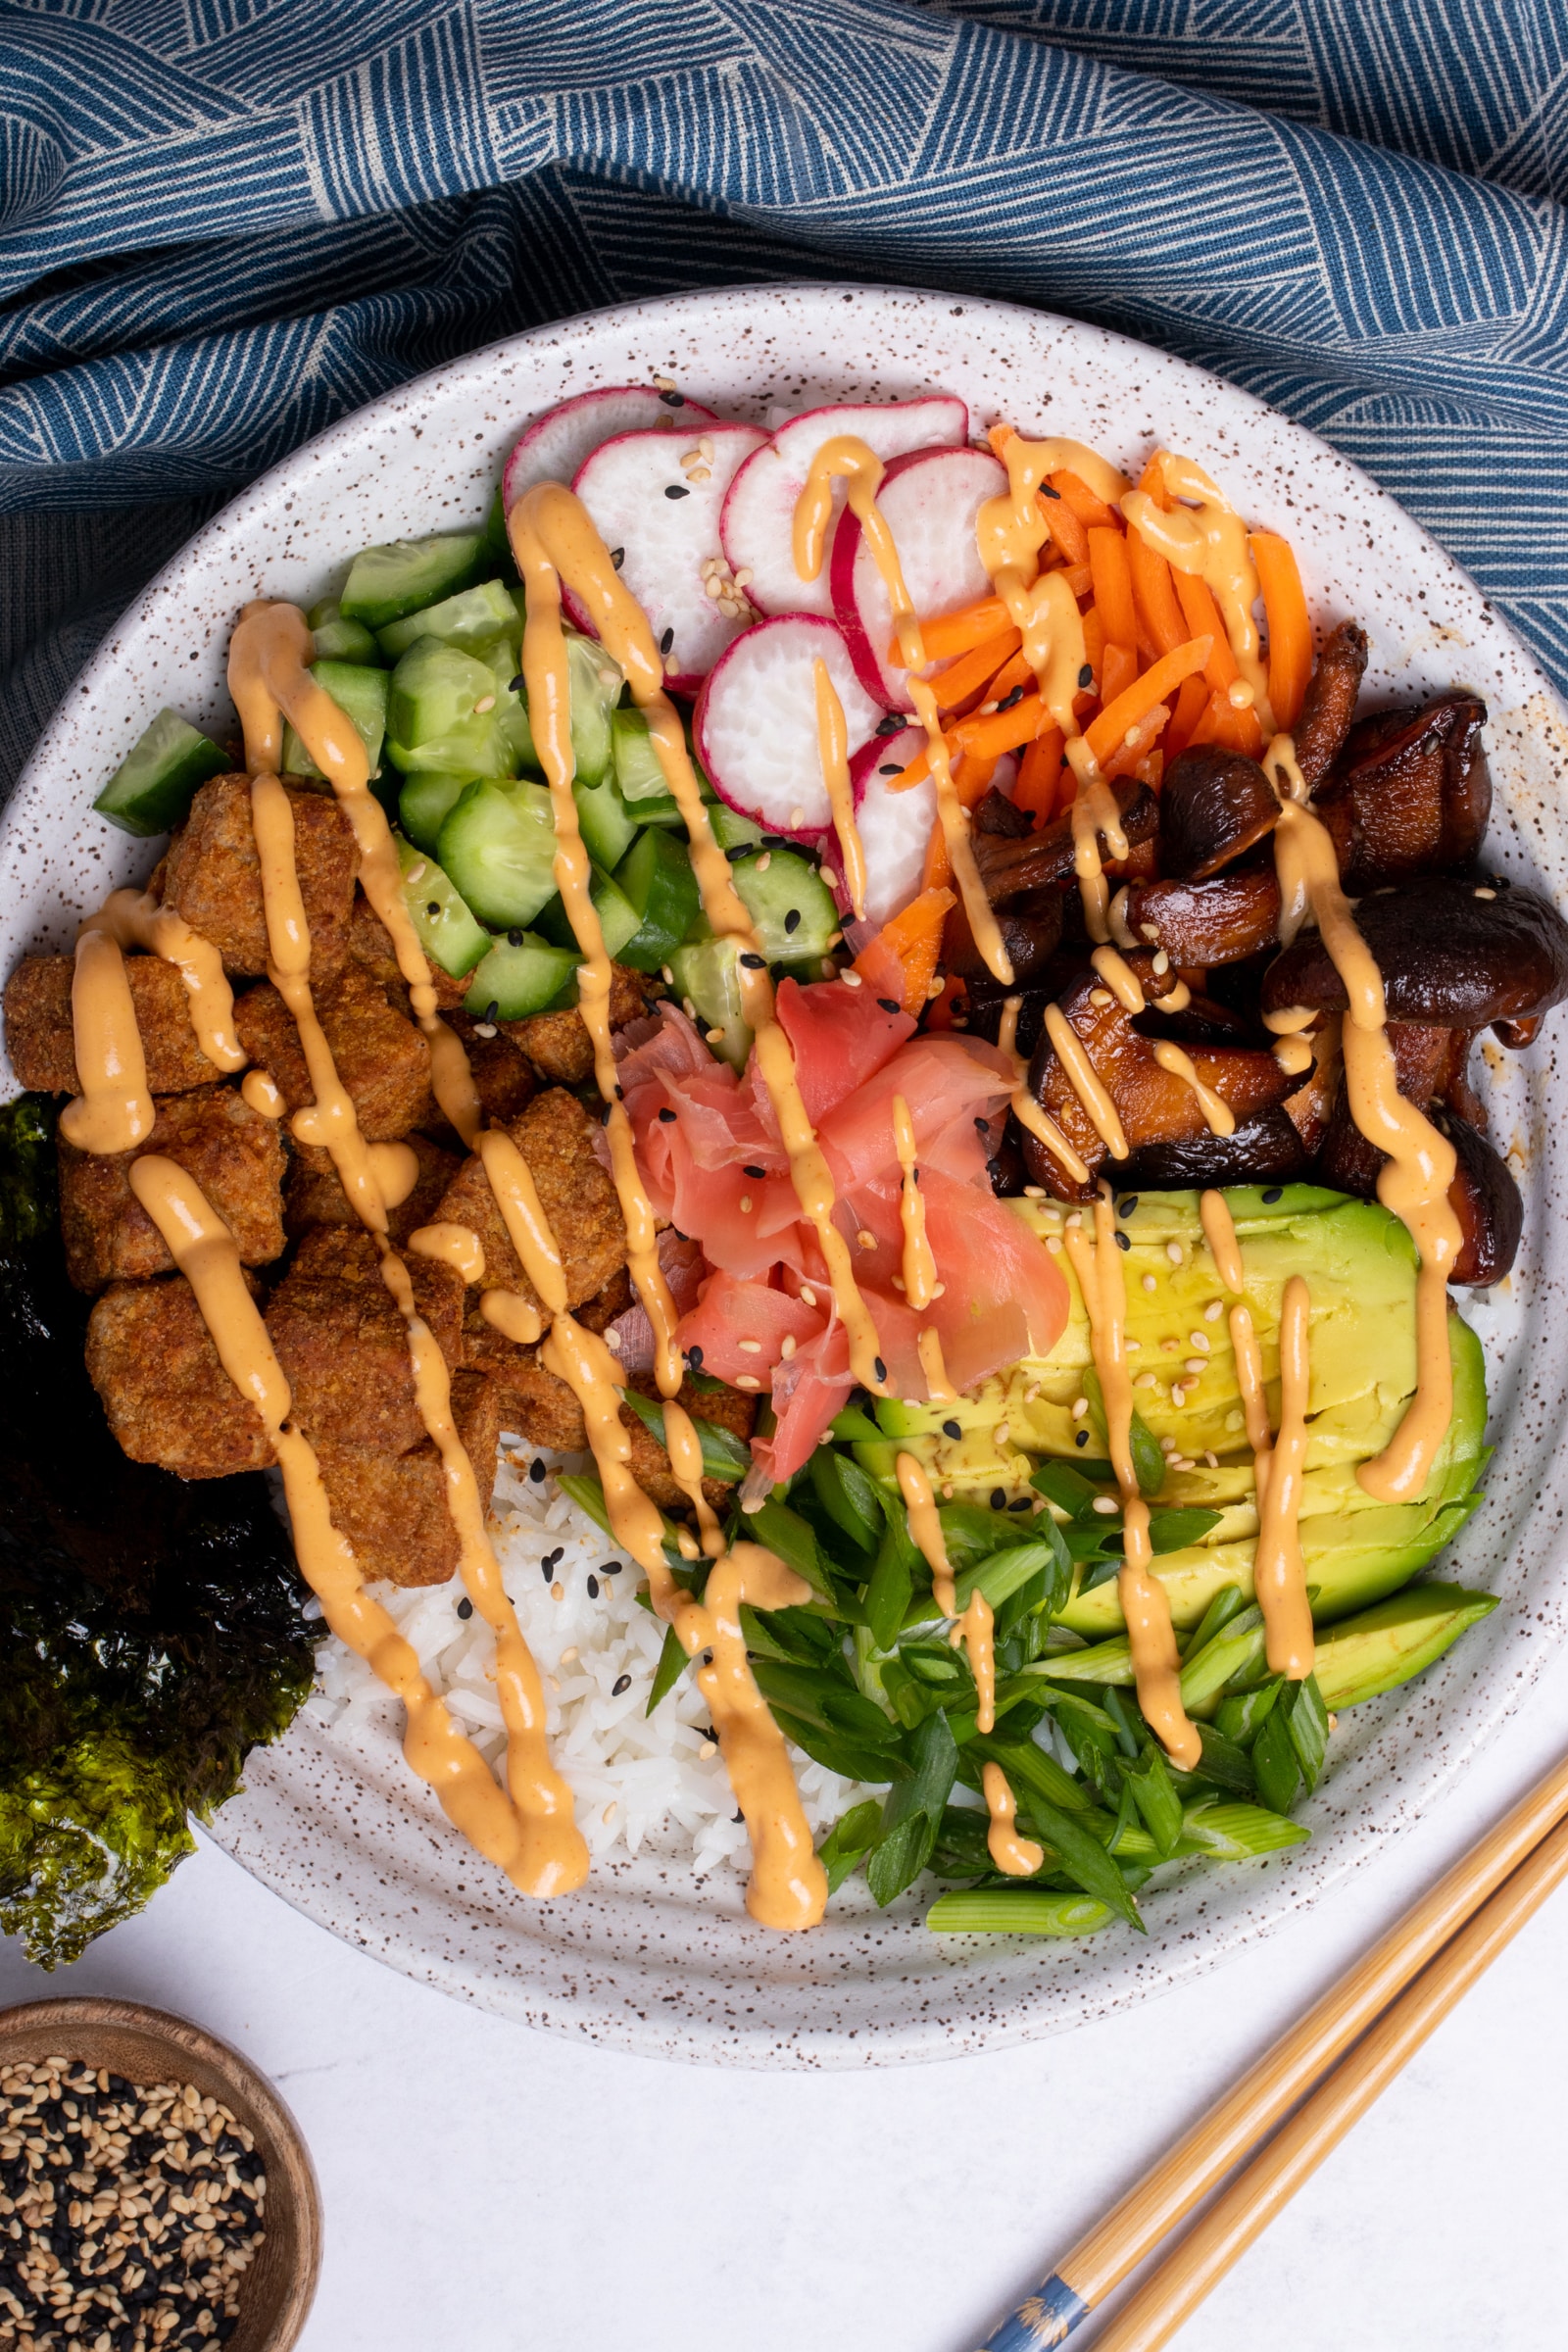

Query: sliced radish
left=503, top=385, right=721, bottom=511
left=719, top=397, right=967, bottom=620
left=695, top=615, right=881, bottom=839
left=848, top=728, right=939, bottom=928
left=832, top=445, right=1007, bottom=710
left=568, top=423, right=768, bottom=691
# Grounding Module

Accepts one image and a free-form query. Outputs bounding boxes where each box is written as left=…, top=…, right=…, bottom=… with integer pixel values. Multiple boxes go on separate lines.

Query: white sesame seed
left=739, top=1194, right=753, bottom=1212
left=738, top=1339, right=762, bottom=1353
left=756, top=851, right=771, bottom=870
left=1071, top=1396, right=1089, bottom=1419
left=781, top=1334, right=797, bottom=1359
left=799, top=1284, right=817, bottom=1306
left=706, top=576, right=724, bottom=600
left=1152, top=950, right=1170, bottom=974
left=789, top=806, right=806, bottom=828
left=1204, top=1298, right=1224, bottom=1320
left=1189, top=1331, right=1210, bottom=1350
left=842, top=969, right=862, bottom=989
left=1143, top=1272, right=1157, bottom=1292
left=1166, top=1241, right=1184, bottom=1264
left=1092, top=1495, right=1118, bottom=1515
left=736, top=1373, right=762, bottom=1390
left=1184, top=1358, right=1206, bottom=1375
left=857, top=1228, right=877, bottom=1250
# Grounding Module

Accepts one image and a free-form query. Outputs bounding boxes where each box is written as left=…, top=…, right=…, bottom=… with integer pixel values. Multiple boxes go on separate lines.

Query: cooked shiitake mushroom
left=971, top=776, right=1158, bottom=905
left=944, top=887, right=1065, bottom=985
left=1157, top=747, right=1280, bottom=880
left=1261, top=876, right=1568, bottom=1029
left=1115, top=865, right=1283, bottom=968
left=1311, top=692, right=1490, bottom=890
left=1292, top=618, right=1369, bottom=789
left=1439, top=1106, right=1524, bottom=1286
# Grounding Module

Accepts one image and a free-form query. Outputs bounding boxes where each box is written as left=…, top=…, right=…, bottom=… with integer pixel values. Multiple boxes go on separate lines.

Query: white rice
left=306, top=1438, right=873, bottom=1878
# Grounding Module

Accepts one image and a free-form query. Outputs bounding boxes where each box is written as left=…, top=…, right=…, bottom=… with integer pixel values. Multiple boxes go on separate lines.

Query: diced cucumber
left=669, top=935, right=753, bottom=1069
left=375, top=578, right=520, bottom=662
left=307, top=599, right=381, bottom=663
left=465, top=934, right=580, bottom=1022
left=574, top=770, right=638, bottom=871
left=386, top=640, right=511, bottom=778
left=395, top=836, right=490, bottom=978
left=535, top=868, right=642, bottom=963
left=93, top=710, right=228, bottom=838
left=436, top=777, right=559, bottom=930
left=472, top=636, right=538, bottom=773
left=731, top=849, right=840, bottom=962
left=565, top=629, right=621, bottom=787
left=398, top=771, right=472, bottom=857
left=282, top=662, right=389, bottom=781
left=612, top=707, right=669, bottom=804
left=613, top=828, right=700, bottom=972
left=709, top=802, right=765, bottom=853
left=340, top=529, right=485, bottom=629
left=626, top=796, right=687, bottom=828
left=476, top=487, right=519, bottom=584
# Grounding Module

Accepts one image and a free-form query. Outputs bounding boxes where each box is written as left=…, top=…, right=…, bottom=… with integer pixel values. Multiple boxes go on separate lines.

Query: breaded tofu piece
left=285, top=1129, right=459, bottom=1245
left=161, top=774, right=358, bottom=980
left=234, top=964, right=433, bottom=1141
left=432, top=1088, right=626, bottom=1314
left=59, top=1086, right=285, bottom=1293
left=4, top=955, right=227, bottom=1098
left=502, top=963, right=661, bottom=1084
left=85, top=1273, right=274, bottom=1480
left=348, top=893, right=468, bottom=1010
left=439, top=1011, right=537, bottom=1127
left=314, top=1373, right=504, bottom=1587
left=266, top=1226, right=464, bottom=1456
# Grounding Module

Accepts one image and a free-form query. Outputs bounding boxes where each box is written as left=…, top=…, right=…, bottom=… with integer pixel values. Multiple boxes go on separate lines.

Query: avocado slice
left=877, top=1184, right=1489, bottom=1639
left=1311, top=1584, right=1499, bottom=1709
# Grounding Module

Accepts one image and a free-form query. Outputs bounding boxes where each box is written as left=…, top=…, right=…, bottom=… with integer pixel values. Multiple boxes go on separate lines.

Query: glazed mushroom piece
left=1310, top=692, right=1491, bottom=890
left=1156, top=746, right=1280, bottom=880
left=1291, top=618, right=1370, bottom=790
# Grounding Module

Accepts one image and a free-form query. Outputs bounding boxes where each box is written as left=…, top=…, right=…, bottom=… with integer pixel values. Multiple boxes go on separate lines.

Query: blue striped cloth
left=4, top=0, right=1566, bottom=782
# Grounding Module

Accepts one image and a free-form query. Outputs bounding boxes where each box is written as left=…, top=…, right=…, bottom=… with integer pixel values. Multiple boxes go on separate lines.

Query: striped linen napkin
left=1, top=0, right=1564, bottom=787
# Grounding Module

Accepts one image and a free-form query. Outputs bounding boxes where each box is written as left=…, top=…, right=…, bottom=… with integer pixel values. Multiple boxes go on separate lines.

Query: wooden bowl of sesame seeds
left=0, top=1997, right=319, bottom=2352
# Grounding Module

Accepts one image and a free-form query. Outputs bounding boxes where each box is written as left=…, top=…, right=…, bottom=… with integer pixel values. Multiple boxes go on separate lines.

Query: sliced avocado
left=884, top=1185, right=1488, bottom=1637
left=1312, top=1584, right=1499, bottom=1709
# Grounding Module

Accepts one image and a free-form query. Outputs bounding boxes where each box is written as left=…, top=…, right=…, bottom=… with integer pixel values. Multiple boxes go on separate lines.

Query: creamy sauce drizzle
left=1122, top=455, right=1275, bottom=732
left=241, top=1069, right=284, bottom=1118
left=1229, top=1301, right=1273, bottom=1512
left=1089, top=947, right=1148, bottom=1014
left=478, top=1289, right=545, bottom=1345
left=1151, top=1040, right=1236, bottom=1136
left=982, top=1760, right=1045, bottom=1877
left=127, top=1154, right=585, bottom=1892
left=892, top=1093, right=938, bottom=1311
left=408, top=1221, right=486, bottom=1284
left=1064, top=1186, right=1200, bottom=1767
left=1044, top=1004, right=1129, bottom=1160
left=58, top=930, right=155, bottom=1153
left=897, top=1449, right=955, bottom=1614
left=812, top=657, right=867, bottom=923
left=998, top=995, right=1091, bottom=1185
left=917, top=1326, right=956, bottom=1401
left=82, top=889, right=245, bottom=1075
left=1250, top=1275, right=1315, bottom=1678
left=955, top=1589, right=997, bottom=1734
left=1200, top=1189, right=1246, bottom=1294
left=795, top=437, right=1012, bottom=983
left=1263, top=740, right=1460, bottom=1502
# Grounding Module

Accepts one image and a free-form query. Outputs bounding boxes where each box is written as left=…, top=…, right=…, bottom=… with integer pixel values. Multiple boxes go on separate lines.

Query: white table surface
left=4, top=1645, right=1567, bottom=2352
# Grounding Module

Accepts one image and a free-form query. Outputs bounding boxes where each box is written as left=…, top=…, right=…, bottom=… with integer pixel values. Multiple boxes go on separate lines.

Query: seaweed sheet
left=0, top=1096, right=318, bottom=1966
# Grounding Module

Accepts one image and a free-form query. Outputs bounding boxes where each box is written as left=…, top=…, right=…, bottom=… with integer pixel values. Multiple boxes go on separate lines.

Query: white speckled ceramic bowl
left=5, top=285, right=1566, bottom=2068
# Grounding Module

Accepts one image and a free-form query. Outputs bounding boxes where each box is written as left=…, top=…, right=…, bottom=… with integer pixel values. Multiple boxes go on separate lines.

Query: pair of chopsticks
left=977, top=1748, right=1568, bottom=2352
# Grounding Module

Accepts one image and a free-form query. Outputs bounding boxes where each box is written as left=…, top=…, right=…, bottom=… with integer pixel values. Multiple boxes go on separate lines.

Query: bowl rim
left=0, top=1994, right=321, bottom=2350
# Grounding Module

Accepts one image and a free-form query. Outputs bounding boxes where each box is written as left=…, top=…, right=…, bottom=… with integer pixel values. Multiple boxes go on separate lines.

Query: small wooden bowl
left=0, top=1995, right=320, bottom=2352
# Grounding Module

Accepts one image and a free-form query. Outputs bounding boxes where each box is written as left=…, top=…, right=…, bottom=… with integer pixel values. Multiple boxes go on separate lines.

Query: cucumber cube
left=395, top=836, right=490, bottom=978
left=375, top=578, right=521, bottom=662
left=387, top=640, right=511, bottom=778
left=282, top=662, right=389, bottom=781
left=564, top=629, right=621, bottom=787
left=436, top=776, right=558, bottom=930
left=709, top=803, right=764, bottom=853
left=613, top=828, right=700, bottom=972
left=398, top=771, right=472, bottom=857
left=535, top=868, right=642, bottom=963
left=668, top=935, right=752, bottom=1069
left=465, top=935, right=581, bottom=1022
left=731, top=849, right=840, bottom=962
left=306, top=599, right=381, bottom=663
left=93, top=709, right=229, bottom=839
left=574, top=770, right=638, bottom=871
left=611, top=707, right=669, bottom=803
left=340, top=529, right=485, bottom=629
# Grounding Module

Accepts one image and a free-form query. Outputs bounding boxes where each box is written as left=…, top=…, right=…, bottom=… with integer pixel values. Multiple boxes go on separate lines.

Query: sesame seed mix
left=0, top=2060, right=266, bottom=2351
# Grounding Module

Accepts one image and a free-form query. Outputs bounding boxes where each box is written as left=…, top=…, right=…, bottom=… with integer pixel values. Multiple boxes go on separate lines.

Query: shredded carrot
left=1060, top=561, right=1094, bottom=601
left=1187, top=686, right=1264, bottom=758
left=1165, top=670, right=1211, bottom=760
left=889, top=744, right=931, bottom=793
left=954, top=750, right=998, bottom=808
left=1251, top=529, right=1311, bottom=730
left=1100, top=640, right=1139, bottom=709
left=922, top=813, right=953, bottom=890
left=1039, top=488, right=1089, bottom=567
left=1083, top=635, right=1212, bottom=769
left=1050, top=470, right=1118, bottom=528
left=1135, top=453, right=1170, bottom=508
left=1103, top=703, right=1169, bottom=782
left=1081, top=604, right=1106, bottom=689
left=928, top=626, right=1023, bottom=710
left=855, top=885, right=956, bottom=1016
left=984, top=647, right=1036, bottom=706
left=1174, top=573, right=1240, bottom=692
left=1128, top=529, right=1187, bottom=659
left=1015, top=726, right=1065, bottom=824
left=952, top=698, right=1048, bottom=764
left=890, top=595, right=1010, bottom=667
left=1087, top=528, right=1139, bottom=649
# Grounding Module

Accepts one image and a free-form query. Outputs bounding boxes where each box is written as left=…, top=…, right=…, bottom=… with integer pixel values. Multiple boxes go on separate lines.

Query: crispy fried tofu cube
left=439, top=1011, right=537, bottom=1128
left=161, top=774, right=358, bottom=980
left=502, top=963, right=660, bottom=1085
left=234, top=964, right=432, bottom=1141
left=348, top=893, right=468, bottom=1010
left=313, top=1370, right=504, bottom=1587
left=266, top=1227, right=464, bottom=1456
left=4, top=955, right=225, bottom=1097
left=432, top=1088, right=626, bottom=1316
left=85, top=1274, right=274, bottom=1480
left=285, top=1129, right=459, bottom=1245
left=59, top=1086, right=285, bottom=1294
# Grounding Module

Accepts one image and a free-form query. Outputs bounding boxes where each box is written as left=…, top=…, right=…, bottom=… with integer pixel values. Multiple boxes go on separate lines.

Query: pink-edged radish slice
left=719, top=397, right=967, bottom=620
left=569, top=423, right=768, bottom=691
left=695, top=615, right=881, bottom=840
left=832, top=444, right=1008, bottom=710
left=503, top=385, right=721, bottom=511
left=847, top=728, right=939, bottom=929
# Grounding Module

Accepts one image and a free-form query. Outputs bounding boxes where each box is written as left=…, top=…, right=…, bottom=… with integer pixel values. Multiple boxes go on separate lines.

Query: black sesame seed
left=602, top=1560, right=623, bottom=1575
left=1078, top=662, right=1094, bottom=688
left=549, top=1546, right=564, bottom=1566
left=663, top=486, right=689, bottom=502
left=990, top=1488, right=1006, bottom=1510
left=610, top=546, right=625, bottom=567
left=1114, top=1230, right=1131, bottom=1251
left=457, top=1597, right=473, bottom=1620
left=658, top=1105, right=677, bottom=1122
left=739, top=951, right=765, bottom=969
left=1008, top=1496, right=1032, bottom=1511
left=1119, top=1197, right=1138, bottom=1216
left=507, top=928, right=524, bottom=947
left=876, top=713, right=905, bottom=735
left=529, top=1457, right=545, bottom=1482
left=541, top=1559, right=555, bottom=1580
left=612, top=1673, right=632, bottom=1695
left=660, top=625, right=675, bottom=653
left=587, top=1575, right=600, bottom=1598
left=974, top=1115, right=989, bottom=1133
left=733, top=1809, right=745, bottom=1823
left=511, top=672, right=525, bottom=695
left=996, top=684, right=1025, bottom=711
left=873, top=1355, right=888, bottom=1382
left=877, top=997, right=901, bottom=1014
left=1075, top=1429, right=1090, bottom=1446
left=1261, top=1186, right=1283, bottom=1202
left=483, top=1000, right=499, bottom=1024
left=943, top=1418, right=962, bottom=1440
left=426, top=900, right=441, bottom=917
left=686, top=1344, right=704, bottom=1367
left=878, top=762, right=902, bottom=775
left=784, top=907, right=802, bottom=933
left=1041, top=482, right=1061, bottom=499
left=659, top=389, right=686, bottom=407
left=743, top=1164, right=766, bottom=1178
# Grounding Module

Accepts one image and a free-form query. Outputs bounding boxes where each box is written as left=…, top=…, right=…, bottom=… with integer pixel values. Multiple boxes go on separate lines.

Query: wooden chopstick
left=1090, top=1807, right=1568, bottom=2352
left=976, top=1749, right=1568, bottom=2351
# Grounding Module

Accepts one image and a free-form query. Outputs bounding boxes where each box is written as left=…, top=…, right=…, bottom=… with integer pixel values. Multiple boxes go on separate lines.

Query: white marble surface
left=4, top=1648, right=1568, bottom=2352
